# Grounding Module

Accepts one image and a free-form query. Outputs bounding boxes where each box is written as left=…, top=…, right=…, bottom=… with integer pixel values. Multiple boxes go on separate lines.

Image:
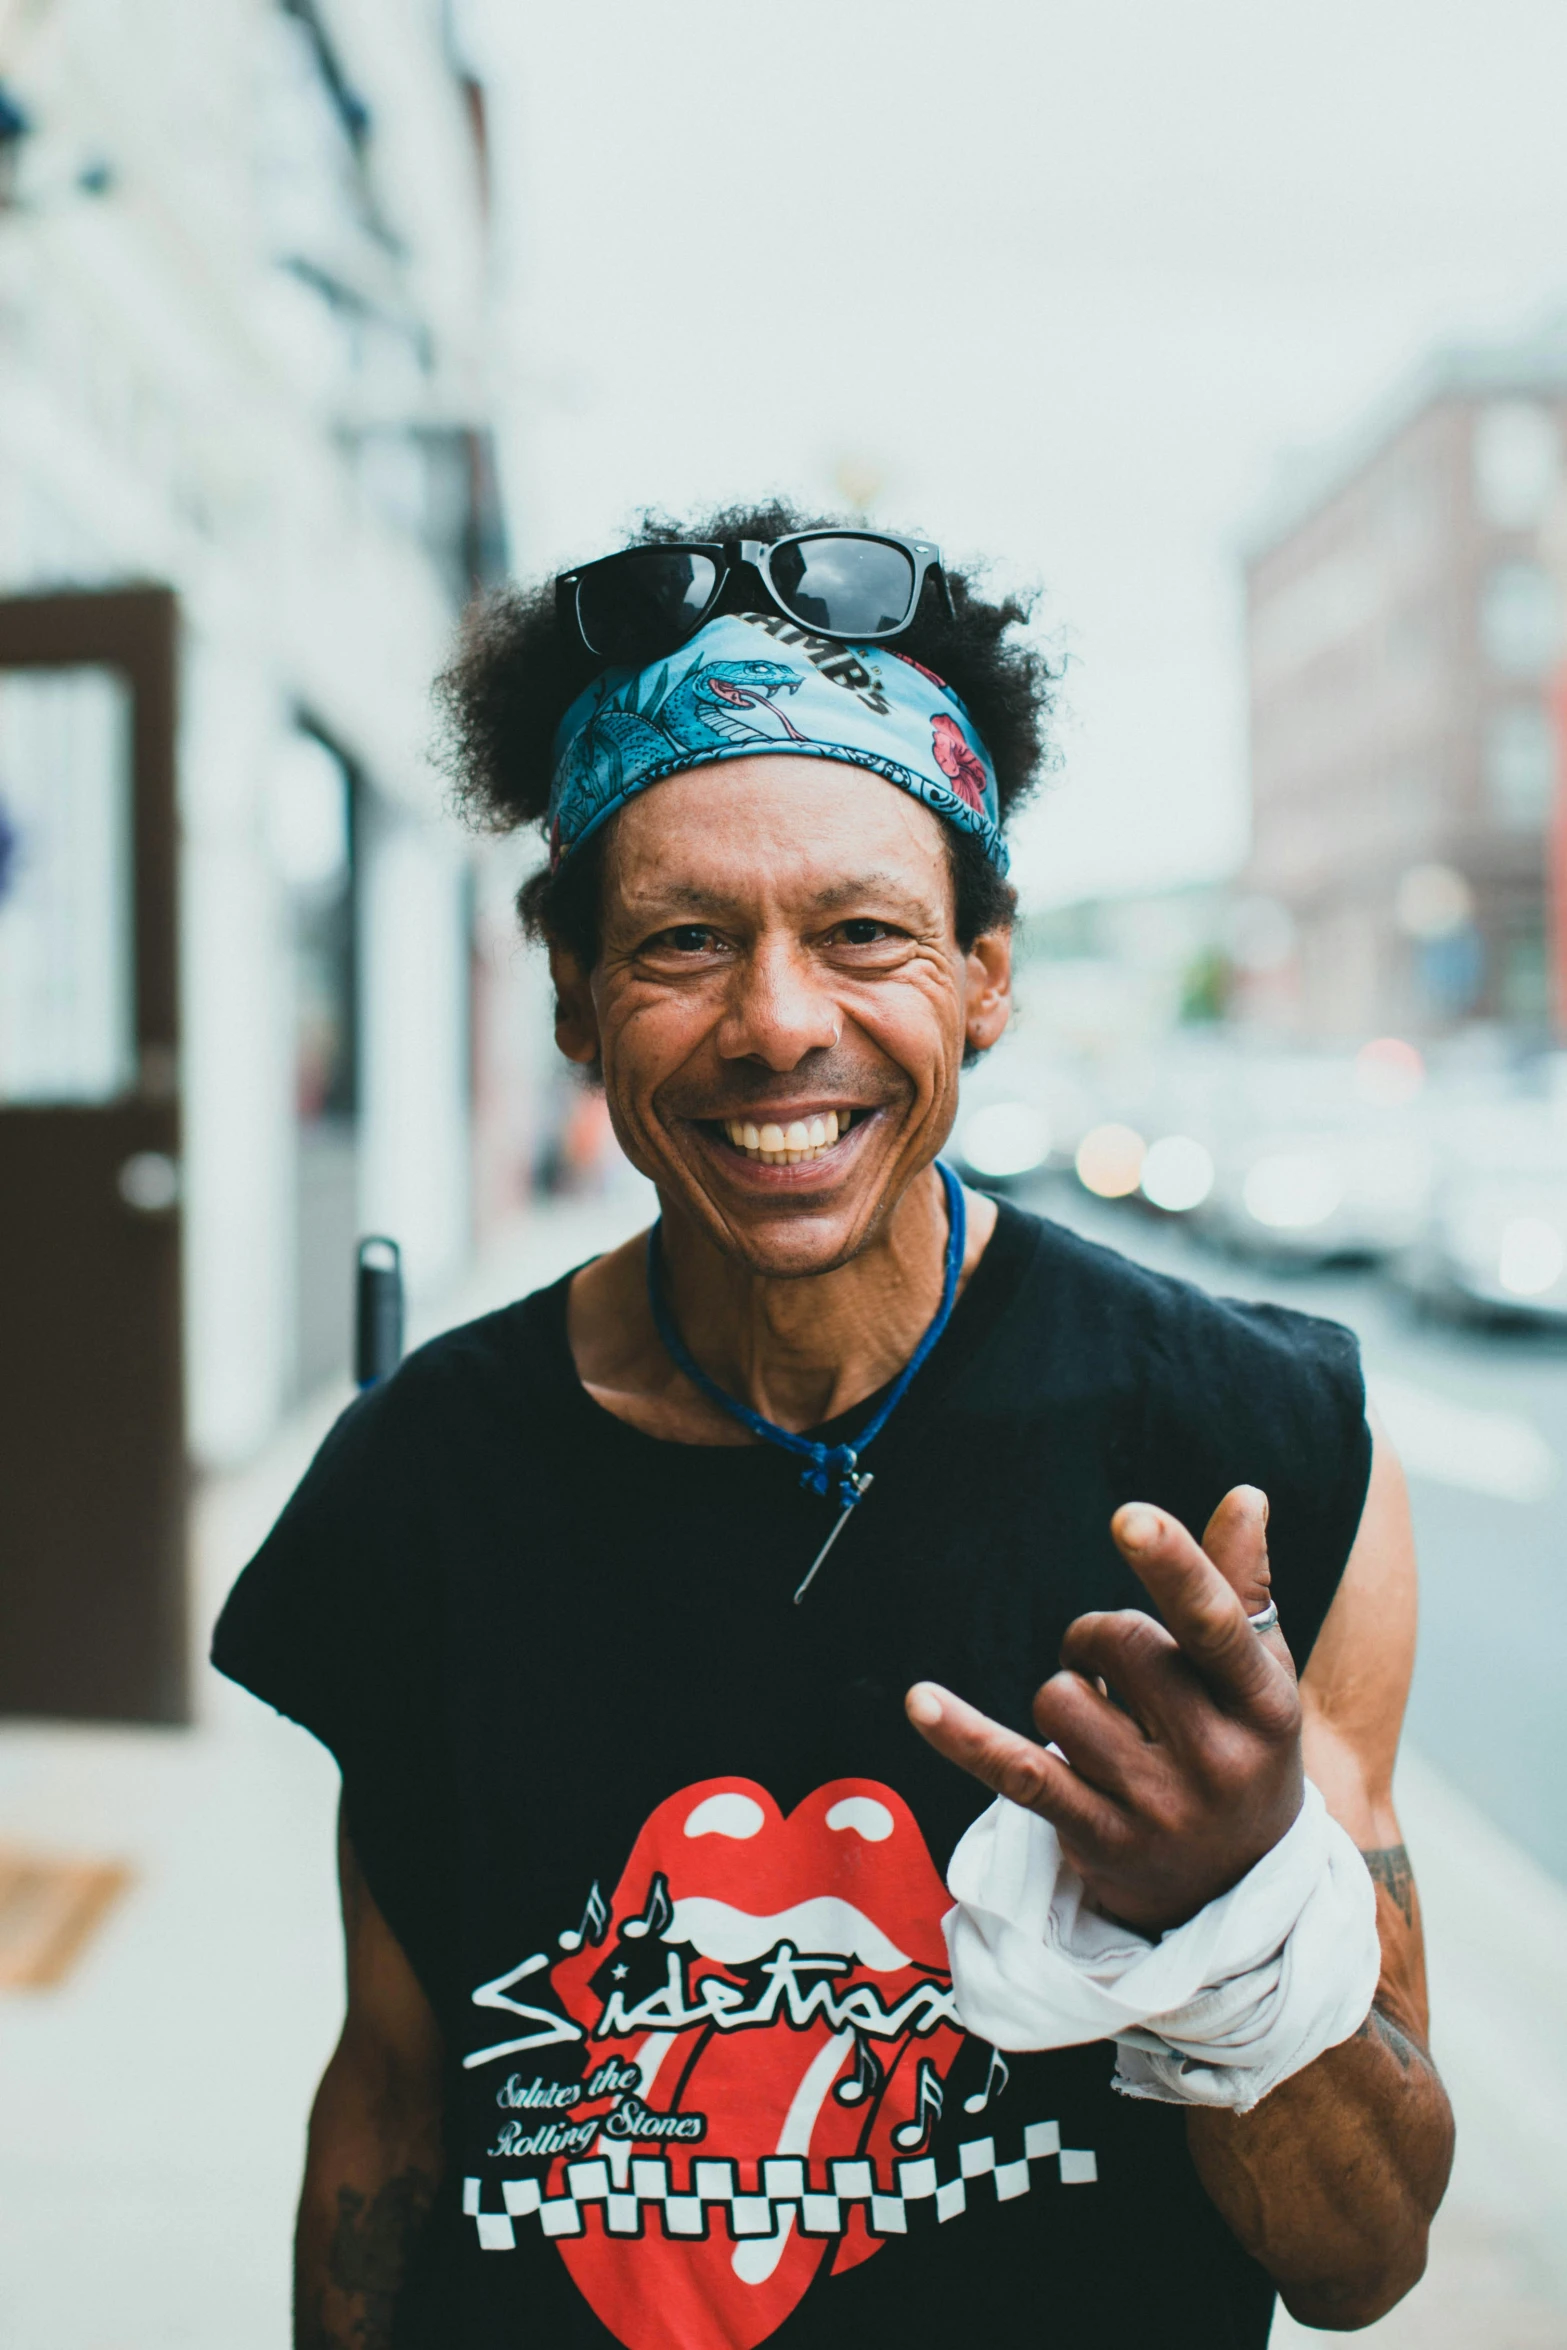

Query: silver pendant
left=793, top=1471, right=875, bottom=1605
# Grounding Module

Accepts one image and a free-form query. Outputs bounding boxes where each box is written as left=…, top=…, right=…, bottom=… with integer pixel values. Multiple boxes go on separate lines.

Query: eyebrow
left=633, top=871, right=926, bottom=918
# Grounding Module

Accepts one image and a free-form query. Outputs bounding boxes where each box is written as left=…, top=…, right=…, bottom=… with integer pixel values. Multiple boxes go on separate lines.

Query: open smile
left=686, top=1107, right=875, bottom=1175
left=717, top=1108, right=856, bottom=1166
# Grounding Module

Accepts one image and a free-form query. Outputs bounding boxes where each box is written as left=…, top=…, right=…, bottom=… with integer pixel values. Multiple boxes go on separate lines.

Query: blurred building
left=0, top=0, right=513, bottom=1721
left=1241, top=316, right=1567, bottom=1043
left=1021, top=882, right=1231, bottom=1058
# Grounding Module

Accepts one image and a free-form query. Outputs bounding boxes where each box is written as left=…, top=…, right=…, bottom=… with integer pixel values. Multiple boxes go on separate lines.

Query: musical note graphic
left=833, top=2031, right=883, bottom=2108
left=892, top=2056, right=945, bottom=2151
left=557, top=1880, right=610, bottom=1952
left=963, top=2045, right=1010, bottom=2116
left=621, top=1871, right=674, bottom=1941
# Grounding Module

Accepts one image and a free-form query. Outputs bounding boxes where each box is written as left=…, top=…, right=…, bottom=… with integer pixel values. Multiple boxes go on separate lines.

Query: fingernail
left=1260, top=1492, right=1270, bottom=1527
left=906, top=1682, right=945, bottom=1728
left=1118, top=1505, right=1159, bottom=1550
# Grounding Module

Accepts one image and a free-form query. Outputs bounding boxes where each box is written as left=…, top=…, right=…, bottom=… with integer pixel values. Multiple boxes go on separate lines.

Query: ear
left=548, top=940, right=601, bottom=1067
left=963, top=928, right=1012, bottom=1055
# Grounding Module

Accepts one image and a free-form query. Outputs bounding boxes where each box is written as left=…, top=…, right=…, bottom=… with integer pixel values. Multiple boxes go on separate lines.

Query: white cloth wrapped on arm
left=942, top=1779, right=1381, bottom=2113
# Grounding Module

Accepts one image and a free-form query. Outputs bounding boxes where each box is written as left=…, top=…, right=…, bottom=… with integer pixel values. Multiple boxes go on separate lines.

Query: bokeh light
left=1394, top=862, right=1474, bottom=941
left=1355, top=1036, right=1425, bottom=1107
left=1498, top=1216, right=1566, bottom=1298
left=1075, top=1123, right=1146, bottom=1199
left=1140, top=1134, right=1215, bottom=1212
left=959, top=1100, right=1051, bottom=1179
left=1242, top=1151, right=1343, bottom=1230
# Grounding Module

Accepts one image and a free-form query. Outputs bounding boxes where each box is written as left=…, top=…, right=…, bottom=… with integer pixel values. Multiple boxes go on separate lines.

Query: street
left=1025, top=1175, right=1567, bottom=1888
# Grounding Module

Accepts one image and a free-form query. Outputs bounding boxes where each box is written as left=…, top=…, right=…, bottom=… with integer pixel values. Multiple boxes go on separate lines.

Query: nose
left=715, top=934, right=840, bottom=1070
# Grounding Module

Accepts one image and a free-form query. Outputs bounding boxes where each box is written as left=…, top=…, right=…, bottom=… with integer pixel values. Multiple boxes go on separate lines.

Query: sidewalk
left=1, top=1191, right=1564, bottom=2348
left=0, top=1194, right=645, bottom=2350
left=1272, top=1750, right=1567, bottom=2347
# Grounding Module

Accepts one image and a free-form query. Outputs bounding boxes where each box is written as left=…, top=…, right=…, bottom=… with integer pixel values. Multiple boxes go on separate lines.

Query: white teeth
left=721, top=1109, right=855, bottom=1164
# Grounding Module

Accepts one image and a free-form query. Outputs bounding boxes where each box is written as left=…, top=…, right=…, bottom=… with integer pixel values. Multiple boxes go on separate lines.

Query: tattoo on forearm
left=324, top=2166, right=436, bottom=2346
left=1362, top=1843, right=1416, bottom=1929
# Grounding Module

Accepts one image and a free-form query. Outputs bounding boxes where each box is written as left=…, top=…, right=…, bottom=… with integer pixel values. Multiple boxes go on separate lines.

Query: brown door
left=0, top=589, right=186, bottom=1723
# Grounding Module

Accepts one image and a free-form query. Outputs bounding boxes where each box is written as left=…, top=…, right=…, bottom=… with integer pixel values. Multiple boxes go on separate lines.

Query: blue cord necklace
left=647, top=1161, right=967, bottom=1604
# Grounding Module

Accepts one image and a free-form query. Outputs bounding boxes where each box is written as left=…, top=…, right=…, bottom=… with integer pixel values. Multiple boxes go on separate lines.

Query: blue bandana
left=547, top=610, right=1008, bottom=873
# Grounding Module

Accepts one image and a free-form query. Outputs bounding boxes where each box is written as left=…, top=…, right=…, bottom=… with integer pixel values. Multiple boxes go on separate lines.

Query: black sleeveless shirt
left=213, top=1201, right=1370, bottom=2350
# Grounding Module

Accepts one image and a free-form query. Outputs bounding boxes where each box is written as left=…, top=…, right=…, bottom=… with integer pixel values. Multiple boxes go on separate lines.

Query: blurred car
left=950, top=1037, right=1098, bottom=1189
left=1198, top=1121, right=1434, bottom=1267
left=1398, top=1100, right=1567, bottom=1323
left=1039, top=1041, right=1434, bottom=1261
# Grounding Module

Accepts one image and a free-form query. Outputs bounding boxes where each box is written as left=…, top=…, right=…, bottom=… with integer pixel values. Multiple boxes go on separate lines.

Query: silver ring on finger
left=1248, top=1598, right=1281, bottom=1635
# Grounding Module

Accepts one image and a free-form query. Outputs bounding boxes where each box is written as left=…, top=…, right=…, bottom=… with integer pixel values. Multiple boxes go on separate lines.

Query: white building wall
left=0, top=0, right=497, bottom=1464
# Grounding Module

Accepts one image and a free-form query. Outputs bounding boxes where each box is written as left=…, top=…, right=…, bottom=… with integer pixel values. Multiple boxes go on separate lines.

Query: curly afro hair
left=435, top=498, right=1055, bottom=969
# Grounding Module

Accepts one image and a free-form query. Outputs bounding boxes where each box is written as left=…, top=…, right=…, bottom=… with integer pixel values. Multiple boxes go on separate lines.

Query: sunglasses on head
left=556, top=530, right=953, bottom=665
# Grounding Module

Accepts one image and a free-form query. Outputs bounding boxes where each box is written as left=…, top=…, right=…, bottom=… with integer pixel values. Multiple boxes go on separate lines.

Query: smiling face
left=550, top=757, right=1012, bottom=1277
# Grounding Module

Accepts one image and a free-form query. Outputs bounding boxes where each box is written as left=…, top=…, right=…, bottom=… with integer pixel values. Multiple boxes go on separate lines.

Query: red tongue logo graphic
left=543, top=1777, right=963, bottom=2350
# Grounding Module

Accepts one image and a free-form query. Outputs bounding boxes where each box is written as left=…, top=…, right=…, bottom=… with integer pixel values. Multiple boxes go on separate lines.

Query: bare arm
left=295, top=1805, right=446, bottom=2350
left=1185, top=1416, right=1454, bottom=2328
left=906, top=1413, right=1453, bottom=2331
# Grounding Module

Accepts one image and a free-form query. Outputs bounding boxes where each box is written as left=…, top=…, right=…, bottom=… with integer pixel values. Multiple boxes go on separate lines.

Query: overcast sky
left=471, top=0, right=1567, bottom=908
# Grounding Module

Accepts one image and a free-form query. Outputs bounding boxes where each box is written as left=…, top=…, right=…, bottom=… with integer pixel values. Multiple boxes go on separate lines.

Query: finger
left=1201, top=1485, right=1296, bottom=1679
left=905, top=1681, right=1123, bottom=1846
left=1059, top=1608, right=1195, bottom=1737
left=1200, top=1485, right=1271, bottom=1611
left=1110, top=1503, right=1286, bottom=1715
left=1029, top=1669, right=1155, bottom=1804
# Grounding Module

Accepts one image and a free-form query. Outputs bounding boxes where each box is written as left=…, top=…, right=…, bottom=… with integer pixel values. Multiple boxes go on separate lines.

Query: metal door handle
left=117, top=1152, right=180, bottom=1213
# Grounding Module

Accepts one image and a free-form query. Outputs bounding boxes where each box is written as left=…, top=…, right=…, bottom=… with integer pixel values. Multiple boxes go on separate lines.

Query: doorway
left=0, top=589, right=186, bottom=1723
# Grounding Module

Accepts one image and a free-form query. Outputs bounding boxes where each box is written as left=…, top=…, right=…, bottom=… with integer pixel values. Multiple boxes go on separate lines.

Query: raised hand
left=907, top=1486, right=1304, bottom=1936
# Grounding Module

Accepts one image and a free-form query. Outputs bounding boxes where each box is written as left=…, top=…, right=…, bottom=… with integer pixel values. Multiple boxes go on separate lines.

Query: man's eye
left=834, top=919, right=896, bottom=946
left=650, top=925, right=724, bottom=954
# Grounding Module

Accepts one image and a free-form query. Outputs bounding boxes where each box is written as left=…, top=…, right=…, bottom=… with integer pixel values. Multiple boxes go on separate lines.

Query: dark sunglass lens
left=769, top=537, right=917, bottom=636
left=577, top=549, right=719, bottom=659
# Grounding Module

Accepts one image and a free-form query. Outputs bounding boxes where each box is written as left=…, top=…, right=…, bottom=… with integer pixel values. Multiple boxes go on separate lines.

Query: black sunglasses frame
left=556, top=529, right=954, bottom=661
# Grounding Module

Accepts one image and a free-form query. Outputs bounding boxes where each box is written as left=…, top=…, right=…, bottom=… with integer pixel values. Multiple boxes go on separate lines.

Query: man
left=215, top=504, right=1453, bottom=2350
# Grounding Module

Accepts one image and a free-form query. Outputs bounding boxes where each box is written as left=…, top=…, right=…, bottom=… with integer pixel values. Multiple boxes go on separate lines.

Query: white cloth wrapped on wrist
left=942, top=1779, right=1381, bottom=2113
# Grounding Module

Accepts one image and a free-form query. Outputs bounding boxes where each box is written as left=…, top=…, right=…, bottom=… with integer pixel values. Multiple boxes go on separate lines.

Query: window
left=0, top=667, right=135, bottom=1103
left=1480, top=562, right=1563, bottom=676
left=1501, top=916, right=1549, bottom=1023
left=269, top=729, right=355, bottom=1124
left=1485, top=703, right=1557, bottom=826
left=269, top=727, right=360, bottom=1398
left=1473, top=401, right=1561, bottom=530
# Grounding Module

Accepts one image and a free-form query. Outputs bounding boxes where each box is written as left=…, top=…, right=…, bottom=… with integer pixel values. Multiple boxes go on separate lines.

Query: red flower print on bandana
left=929, top=713, right=988, bottom=812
